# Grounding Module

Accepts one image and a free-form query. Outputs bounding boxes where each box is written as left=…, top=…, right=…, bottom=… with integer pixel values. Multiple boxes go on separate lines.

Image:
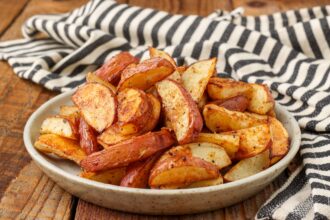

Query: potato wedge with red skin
left=117, top=57, right=174, bottom=91
left=149, top=146, right=219, bottom=188
left=86, top=72, right=116, bottom=93
left=195, top=133, right=240, bottom=159
left=210, top=95, right=249, bottom=112
left=94, top=52, right=139, bottom=85
left=40, top=116, right=79, bottom=140
left=149, top=47, right=176, bottom=67
left=72, top=83, right=117, bottom=133
left=203, top=104, right=268, bottom=132
left=161, top=175, right=224, bottom=189
left=97, top=93, right=160, bottom=148
left=182, top=58, right=216, bottom=103
left=230, top=124, right=272, bottom=160
left=224, top=150, right=270, bottom=182
left=80, top=167, right=126, bottom=185
left=97, top=124, right=136, bottom=148
left=80, top=129, right=175, bottom=172
left=207, top=77, right=252, bottom=101
left=79, top=117, right=101, bottom=155
left=139, top=94, right=161, bottom=133
left=117, top=88, right=151, bottom=132
left=185, top=142, right=232, bottom=169
left=59, top=106, right=79, bottom=117
left=34, top=134, right=86, bottom=164
left=120, top=153, right=162, bottom=188
left=269, top=117, right=289, bottom=158
left=248, top=84, right=274, bottom=115
left=156, top=79, right=203, bottom=144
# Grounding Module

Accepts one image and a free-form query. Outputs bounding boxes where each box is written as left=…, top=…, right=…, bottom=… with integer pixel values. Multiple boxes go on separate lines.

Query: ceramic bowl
left=23, top=89, right=301, bottom=215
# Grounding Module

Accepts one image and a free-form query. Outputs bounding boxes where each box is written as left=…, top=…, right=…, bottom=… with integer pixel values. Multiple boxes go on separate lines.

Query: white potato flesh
left=187, top=142, right=232, bottom=169
left=224, top=150, right=270, bottom=182
left=182, top=58, right=216, bottom=103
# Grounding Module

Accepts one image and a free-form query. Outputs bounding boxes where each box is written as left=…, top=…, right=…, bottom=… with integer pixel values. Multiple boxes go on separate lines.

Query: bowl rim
left=23, top=89, right=301, bottom=196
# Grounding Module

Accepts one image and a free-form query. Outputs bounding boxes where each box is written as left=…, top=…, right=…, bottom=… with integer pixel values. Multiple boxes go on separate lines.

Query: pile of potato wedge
left=34, top=48, right=289, bottom=189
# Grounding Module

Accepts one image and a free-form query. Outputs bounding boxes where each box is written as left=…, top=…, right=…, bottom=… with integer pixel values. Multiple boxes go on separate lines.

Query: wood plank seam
left=0, top=0, right=31, bottom=38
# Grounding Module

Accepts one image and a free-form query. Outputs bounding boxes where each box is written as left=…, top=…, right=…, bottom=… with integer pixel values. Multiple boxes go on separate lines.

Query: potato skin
left=86, top=72, right=116, bottom=93
left=120, top=153, right=162, bottom=188
left=79, top=117, right=101, bottom=155
left=149, top=146, right=219, bottom=188
left=149, top=47, right=176, bottom=67
left=117, top=88, right=151, bottom=131
left=80, top=129, right=175, bottom=172
left=97, top=124, right=136, bottom=148
left=72, top=83, right=117, bottom=133
left=118, top=57, right=174, bottom=91
left=94, top=52, right=139, bottom=85
left=156, top=79, right=203, bottom=144
left=210, top=95, right=249, bottom=112
left=207, top=77, right=252, bottom=100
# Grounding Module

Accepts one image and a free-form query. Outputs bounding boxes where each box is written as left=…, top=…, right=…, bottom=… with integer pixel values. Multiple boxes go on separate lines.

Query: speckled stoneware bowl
left=23, top=89, right=301, bottom=215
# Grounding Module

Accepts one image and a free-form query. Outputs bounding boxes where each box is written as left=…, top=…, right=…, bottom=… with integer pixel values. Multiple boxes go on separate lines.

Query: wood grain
left=0, top=162, right=72, bottom=219
left=0, top=0, right=316, bottom=219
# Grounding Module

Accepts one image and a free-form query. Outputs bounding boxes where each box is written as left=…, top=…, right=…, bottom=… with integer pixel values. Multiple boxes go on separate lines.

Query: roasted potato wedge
left=207, top=77, right=252, bottom=101
left=203, top=104, right=268, bottom=132
left=224, top=150, right=270, bottom=182
left=195, top=133, right=240, bottom=159
left=79, top=117, right=101, bottom=155
left=117, top=57, right=174, bottom=91
left=120, top=153, right=162, bottom=188
left=186, top=142, right=231, bottom=169
left=149, top=47, right=176, bottom=67
left=186, top=175, right=223, bottom=188
left=80, top=167, right=127, bottom=185
left=34, top=134, right=86, bottom=164
left=81, top=129, right=175, bottom=172
left=156, top=79, right=203, bottom=144
left=167, top=66, right=186, bottom=83
left=59, top=106, right=79, bottom=117
left=117, top=88, right=151, bottom=132
left=86, top=72, right=116, bottom=93
left=97, top=124, right=136, bottom=148
left=160, top=175, right=223, bottom=189
left=269, top=117, right=289, bottom=158
left=248, top=84, right=274, bottom=115
left=94, top=52, right=139, bottom=85
left=149, top=146, right=219, bottom=188
left=182, top=58, right=216, bottom=103
left=270, top=156, right=282, bottom=165
left=197, top=93, right=208, bottom=110
left=139, top=94, right=161, bottom=133
left=40, top=116, right=79, bottom=140
left=232, top=124, right=272, bottom=159
left=211, top=95, right=249, bottom=112
left=72, top=83, right=117, bottom=133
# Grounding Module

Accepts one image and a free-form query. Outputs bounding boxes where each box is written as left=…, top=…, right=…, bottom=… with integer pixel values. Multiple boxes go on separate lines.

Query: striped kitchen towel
left=0, top=0, right=330, bottom=219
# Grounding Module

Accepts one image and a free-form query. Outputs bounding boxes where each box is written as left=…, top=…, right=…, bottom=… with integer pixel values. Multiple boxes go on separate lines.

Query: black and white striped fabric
left=1, top=0, right=330, bottom=219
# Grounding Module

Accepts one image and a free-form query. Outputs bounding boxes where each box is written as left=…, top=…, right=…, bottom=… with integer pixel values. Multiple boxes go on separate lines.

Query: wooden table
left=0, top=0, right=327, bottom=219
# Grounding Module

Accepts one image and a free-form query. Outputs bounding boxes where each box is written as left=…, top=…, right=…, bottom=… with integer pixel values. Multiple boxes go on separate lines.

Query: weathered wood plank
left=232, top=0, right=330, bottom=16
left=0, top=0, right=87, bottom=217
left=117, top=0, right=233, bottom=16
left=0, top=0, right=30, bottom=36
left=0, top=162, right=72, bottom=219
